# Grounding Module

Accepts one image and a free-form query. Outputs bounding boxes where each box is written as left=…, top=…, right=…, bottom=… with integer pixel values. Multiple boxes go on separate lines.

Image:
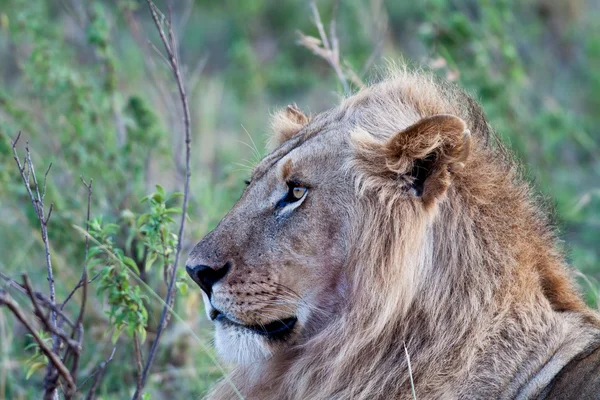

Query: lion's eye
left=278, top=182, right=308, bottom=208
left=292, top=187, right=307, bottom=200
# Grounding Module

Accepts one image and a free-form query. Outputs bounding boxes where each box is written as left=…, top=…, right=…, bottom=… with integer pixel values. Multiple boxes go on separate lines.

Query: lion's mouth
left=211, top=309, right=297, bottom=340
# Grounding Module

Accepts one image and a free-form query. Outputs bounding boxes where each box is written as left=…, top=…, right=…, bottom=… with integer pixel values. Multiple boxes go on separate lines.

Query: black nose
left=186, top=262, right=231, bottom=296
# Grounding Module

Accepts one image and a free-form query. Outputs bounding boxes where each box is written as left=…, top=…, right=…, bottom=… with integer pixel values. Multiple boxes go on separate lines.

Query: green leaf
left=137, top=213, right=150, bottom=226
left=145, top=253, right=158, bottom=272
left=176, top=281, right=188, bottom=296
left=26, top=361, right=46, bottom=380
left=123, top=256, right=140, bottom=274
left=24, top=342, right=39, bottom=351
left=111, top=327, right=122, bottom=344
left=138, top=326, right=147, bottom=344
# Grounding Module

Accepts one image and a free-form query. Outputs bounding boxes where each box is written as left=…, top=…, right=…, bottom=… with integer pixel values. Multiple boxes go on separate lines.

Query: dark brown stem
left=133, top=2, right=192, bottom=398
left=0, top=271, right=77, bottom=329
left=22, top=275, right=81, bottom=353
left=0, top=290, right=75, bottom=396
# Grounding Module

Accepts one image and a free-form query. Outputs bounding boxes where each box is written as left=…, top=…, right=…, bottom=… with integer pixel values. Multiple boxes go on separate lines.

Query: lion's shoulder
left=540, top=338, right=600, bottom=399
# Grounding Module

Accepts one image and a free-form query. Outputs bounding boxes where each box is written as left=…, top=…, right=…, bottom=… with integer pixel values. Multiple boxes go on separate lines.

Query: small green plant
left=89, top=218, right=149, bottom=344
left=88, top=185, right=184, bottom=345
left=23, top=331, right=51, bottom=380
left=138, top=185, right=183, bottom=286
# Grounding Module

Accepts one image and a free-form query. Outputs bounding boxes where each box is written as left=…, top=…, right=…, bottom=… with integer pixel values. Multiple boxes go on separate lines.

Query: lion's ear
left=269, top=104, right=310, bottom=148
left=386, top=114, right=471, bottom=204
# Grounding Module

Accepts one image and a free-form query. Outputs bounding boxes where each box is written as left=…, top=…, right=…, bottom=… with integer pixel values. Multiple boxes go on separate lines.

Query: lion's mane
left=211, top=68, right=600, bottom=400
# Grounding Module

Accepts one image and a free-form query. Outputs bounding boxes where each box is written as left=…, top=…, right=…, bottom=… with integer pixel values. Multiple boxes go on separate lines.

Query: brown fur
left=187, top=68, right=600, bottom=399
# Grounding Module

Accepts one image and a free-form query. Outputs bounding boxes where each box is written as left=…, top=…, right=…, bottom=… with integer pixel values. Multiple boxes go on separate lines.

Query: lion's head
left=186, top=69, right=483, bottom=364
left=186, top=69, right=597, bottom=399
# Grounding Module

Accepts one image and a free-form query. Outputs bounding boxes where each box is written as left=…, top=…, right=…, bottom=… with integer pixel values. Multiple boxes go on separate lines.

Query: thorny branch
left=296, top=1, right=364, bottom=94
left=133, top=1, right=192, bottom=398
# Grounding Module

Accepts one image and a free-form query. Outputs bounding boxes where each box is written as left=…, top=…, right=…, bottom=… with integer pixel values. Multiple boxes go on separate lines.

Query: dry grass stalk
left=296, top=1, right=365, bottom=94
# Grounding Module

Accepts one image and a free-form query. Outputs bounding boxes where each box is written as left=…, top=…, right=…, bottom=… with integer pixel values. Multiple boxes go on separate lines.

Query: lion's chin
left=214, top=323, right=275, bottom=364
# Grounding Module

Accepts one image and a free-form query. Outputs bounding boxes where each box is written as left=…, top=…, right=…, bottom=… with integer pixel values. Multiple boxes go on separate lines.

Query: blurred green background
left=0, top=0, right=599, bottom=398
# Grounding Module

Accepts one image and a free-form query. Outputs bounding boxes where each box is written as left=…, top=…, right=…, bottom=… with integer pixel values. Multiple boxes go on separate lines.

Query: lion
left=186, top=68, right=600, bottom=399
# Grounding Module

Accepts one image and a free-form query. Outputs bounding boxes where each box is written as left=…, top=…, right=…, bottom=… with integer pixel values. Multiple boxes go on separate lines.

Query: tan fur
left=269, top=104, right=310, bottom=148
left=187, top=68, right=600, bottom=399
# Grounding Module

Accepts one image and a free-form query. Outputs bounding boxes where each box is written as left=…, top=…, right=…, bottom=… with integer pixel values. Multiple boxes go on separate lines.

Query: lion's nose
left=186, top=262, right=231, bottom=297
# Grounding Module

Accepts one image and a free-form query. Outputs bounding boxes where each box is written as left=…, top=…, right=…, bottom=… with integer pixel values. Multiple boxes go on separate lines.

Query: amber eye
left=277, top=182, right=308, bottom=208
left=292, top=187, right=307, bottom=200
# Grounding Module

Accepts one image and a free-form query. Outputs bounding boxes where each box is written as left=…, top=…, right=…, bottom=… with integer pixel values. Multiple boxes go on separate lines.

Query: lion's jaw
left=200, top=286, right=324, bottom=365
left=186, top=124, right=352, bottom=364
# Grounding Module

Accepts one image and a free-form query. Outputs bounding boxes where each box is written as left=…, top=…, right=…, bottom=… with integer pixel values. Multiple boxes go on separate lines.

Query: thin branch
left=83, top=346, right=116, bottom=400
left=121, top=2, right=181, bottom=150
left=297, top=1, right=352, bottom=94
left=21, top=275, right=81, bottom=353
left=133, top=1, right=192, bottom=398
left=0, top=271, right=77, bottom=329
left=12, top=132, right=60, bottom=399
left=311, top=2, right=330, bottom=52
left=44, top=203, right=54, bottom=225
left=148, top=40, right=172, bottom=67
left=42, top=162, right=52, bottom=201
left=66, top=177, right=92, bottom=382
left=60, top=273, right=99, bottom=310
left=133, top=332, right=144, bottom=397
left=0, top=290, right=75, bottom=395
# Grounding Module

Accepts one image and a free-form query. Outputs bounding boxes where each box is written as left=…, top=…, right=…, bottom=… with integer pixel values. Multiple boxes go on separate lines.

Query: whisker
left=240, top=124, right=262, bottom=162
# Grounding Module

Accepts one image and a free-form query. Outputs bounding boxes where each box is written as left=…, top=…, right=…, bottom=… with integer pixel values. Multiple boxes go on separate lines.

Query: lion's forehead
left=254, top=114, right=353, bottom=178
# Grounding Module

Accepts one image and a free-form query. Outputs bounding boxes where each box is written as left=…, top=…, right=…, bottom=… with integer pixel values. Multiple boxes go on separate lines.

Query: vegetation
left=0, top=0, right=598, bottom=398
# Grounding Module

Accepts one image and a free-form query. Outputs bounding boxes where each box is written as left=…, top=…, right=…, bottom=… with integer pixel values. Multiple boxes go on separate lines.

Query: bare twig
left=11, top=132, right=61, bottom=399
left=121, top=2, right=180, bottom=150
left=0, top=290, right=76, bottom=396
left=66, top=177, right=92, bottom=382
left=42, top=163, right=52, bottom=201
left=133, top=332, right=144, bottom=397
left=133, top=2, right=192, bottom=399
left=83, top=346, right=117, bottom=400
left=60, top=273, right=99, bottom=310
left=297, top=1, right=362, bottom=94
left=0, top=271, right=77, bottom=329
left=22, top=275, right=81, bottom=353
